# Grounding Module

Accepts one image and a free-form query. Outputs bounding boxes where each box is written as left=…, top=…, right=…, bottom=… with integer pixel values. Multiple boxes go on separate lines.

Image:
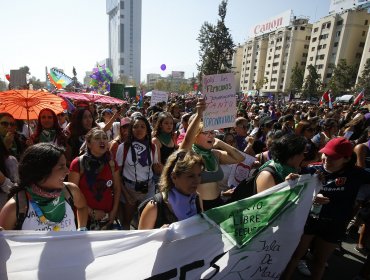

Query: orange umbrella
left=0, top=89, right=66, bottom=120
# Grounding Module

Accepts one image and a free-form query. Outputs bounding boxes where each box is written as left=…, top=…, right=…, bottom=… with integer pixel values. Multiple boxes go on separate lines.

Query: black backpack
left=230, top=165, right=282, bottom=203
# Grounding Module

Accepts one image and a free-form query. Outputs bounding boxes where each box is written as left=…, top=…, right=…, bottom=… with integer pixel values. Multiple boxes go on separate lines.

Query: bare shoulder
left=0, top=198, right=17, bottom=230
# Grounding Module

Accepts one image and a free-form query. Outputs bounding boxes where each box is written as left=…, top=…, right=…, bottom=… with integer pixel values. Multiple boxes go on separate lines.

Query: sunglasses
left=0, top=121, right=16, bottom=127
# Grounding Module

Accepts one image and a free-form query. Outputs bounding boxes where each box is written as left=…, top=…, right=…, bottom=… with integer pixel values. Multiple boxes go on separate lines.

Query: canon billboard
left=250, top=10, right=292, bottom=36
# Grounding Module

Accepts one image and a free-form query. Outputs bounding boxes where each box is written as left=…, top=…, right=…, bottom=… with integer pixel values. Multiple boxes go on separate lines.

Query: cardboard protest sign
left=150, top=90, right=168, bottom=106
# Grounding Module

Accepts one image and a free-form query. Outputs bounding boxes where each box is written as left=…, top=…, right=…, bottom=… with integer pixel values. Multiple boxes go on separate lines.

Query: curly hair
left=152, top=112, right=174, bottom=138
left=270, top=134, right=307, bottom=164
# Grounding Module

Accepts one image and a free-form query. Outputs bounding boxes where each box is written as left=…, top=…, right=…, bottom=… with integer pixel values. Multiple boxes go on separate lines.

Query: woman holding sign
left=180, top=98, right=244, bottom=210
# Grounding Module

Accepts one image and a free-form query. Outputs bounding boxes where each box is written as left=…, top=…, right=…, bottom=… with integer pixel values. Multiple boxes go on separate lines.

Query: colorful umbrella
left=0, top=89, right=66, bottom=120
left=57, top=92, right=126, bottom=104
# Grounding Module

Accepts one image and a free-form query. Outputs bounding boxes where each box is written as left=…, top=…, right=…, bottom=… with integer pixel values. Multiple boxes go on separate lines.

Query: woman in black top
left=282, top=137, right=370, bottom=280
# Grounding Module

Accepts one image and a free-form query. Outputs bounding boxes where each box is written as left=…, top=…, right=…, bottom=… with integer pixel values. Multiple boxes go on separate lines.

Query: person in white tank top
left=0, top=143, right=88, bottom=231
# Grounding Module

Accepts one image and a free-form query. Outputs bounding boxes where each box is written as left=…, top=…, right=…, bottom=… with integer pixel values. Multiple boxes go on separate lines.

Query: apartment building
left=304, top=9, right=370, bottom=85
left=239, top=15, right=312, bottom=93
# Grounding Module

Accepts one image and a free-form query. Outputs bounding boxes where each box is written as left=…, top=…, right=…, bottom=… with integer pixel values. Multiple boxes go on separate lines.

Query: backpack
left=137, top=192, right=201, bottom=229
left=230, top=165, right=282, bottom=203
left=14, top=184, right=74, bottom=230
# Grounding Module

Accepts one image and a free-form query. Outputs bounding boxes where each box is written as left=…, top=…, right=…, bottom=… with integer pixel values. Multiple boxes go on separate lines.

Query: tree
left=356, top=58, right=370, bottom=97
left=302, top=64, right=321, bottom=99
left=197, top=0, right=235, bottom=83
left=28, top=76, right=46, bottom=90
left=327, top=59, right=358, bottom=96
left=255, top=77, right=268, bottom=92
left=115, top=74, right=136, bottom=86
left=154, top=79, right=171, bottom=91
left=288, top=62, right=304, bottom=93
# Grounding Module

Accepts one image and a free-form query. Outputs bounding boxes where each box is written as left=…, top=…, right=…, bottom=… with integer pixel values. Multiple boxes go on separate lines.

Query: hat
left=101, top=108, right=113, bottom=115
left=319, top=137, right=353, bottom=159
left=120, top=117, right=131, bottom=127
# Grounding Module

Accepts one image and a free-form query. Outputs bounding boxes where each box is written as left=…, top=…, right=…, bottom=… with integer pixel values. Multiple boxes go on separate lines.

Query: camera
left=135, top=181, right=149, bottom=194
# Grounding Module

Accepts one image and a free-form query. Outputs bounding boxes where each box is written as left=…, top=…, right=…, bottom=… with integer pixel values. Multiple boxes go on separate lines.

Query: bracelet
left=77, top=227, right=88, bottom=231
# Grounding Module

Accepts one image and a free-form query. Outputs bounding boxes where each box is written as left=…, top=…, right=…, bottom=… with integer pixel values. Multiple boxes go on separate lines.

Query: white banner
left=228, top=152, right=256, bottom=189
left=1, top=175, right=320, bottom=280
left=150, top=90, right=169, bottom=106
left=202, top=73, right=236, bottom=131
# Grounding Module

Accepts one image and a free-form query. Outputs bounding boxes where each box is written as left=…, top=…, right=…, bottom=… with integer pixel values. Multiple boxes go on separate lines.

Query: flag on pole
left=354, top=89, right=365, bottom=106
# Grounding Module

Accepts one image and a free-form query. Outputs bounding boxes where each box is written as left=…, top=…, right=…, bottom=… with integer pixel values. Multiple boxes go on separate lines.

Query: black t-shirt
left=308, top=164, right=370, bottom=224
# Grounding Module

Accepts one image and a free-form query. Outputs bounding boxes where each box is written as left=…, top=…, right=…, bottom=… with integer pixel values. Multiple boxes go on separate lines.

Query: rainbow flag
left=48, top=68, right=73, bottom=89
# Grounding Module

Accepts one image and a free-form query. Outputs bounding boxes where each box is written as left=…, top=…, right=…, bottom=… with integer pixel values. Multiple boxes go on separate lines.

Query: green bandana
left=40, top=129, right=56, bottom=143
left=192, top=144, right=217, bottom=171
left=259, top=159, right=298, bottom=181
left=158, top=132, right=172, bottom=146
left=27, top=186, right=66, bottom=223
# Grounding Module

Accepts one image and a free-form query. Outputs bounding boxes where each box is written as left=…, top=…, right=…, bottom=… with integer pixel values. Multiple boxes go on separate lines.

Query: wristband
left=77, top=227, right=88, bottom=231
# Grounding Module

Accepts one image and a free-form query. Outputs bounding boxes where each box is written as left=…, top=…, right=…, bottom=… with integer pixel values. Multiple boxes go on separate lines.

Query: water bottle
left=310, top=203, right=322, bottom=219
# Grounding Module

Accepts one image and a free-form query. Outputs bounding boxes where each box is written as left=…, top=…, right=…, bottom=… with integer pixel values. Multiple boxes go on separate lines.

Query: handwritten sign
left=150, top=90, right=168, bottom=106
left=228, top=152, right=256, bottom=189
left=202, top=73, right=236, bottom=131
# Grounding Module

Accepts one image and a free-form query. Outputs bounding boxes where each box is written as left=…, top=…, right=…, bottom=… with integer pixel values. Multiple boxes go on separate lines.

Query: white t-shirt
left=116, top=141, right=159, bottom=182
left=22, top=202, right=76, bottom=231
left=98, top=121, right=121, bottom=141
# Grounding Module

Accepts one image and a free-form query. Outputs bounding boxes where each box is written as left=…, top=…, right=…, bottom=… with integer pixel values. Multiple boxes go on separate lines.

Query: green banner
left=110, top=83, right=125, bottom=100
left=203, top=183, right=307, bottom=248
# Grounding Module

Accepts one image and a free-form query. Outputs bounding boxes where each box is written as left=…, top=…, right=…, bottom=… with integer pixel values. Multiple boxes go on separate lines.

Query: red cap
left=319, top=137, right=353, bottom=159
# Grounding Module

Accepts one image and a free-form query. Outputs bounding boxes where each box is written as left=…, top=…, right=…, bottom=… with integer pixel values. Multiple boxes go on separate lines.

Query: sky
left=0, top=0, right=330, bottom=84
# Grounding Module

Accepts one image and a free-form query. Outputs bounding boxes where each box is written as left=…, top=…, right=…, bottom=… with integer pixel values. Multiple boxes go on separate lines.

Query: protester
left=109, top=117, right=131, bottom=160
left=98, top=108, right=120, bottom=141
left=68, top=128, right=120, bottom=230
left=116, top=115, right=161, bottom=228
left=180, top=98, right=244, bottom=210
left=0, top=143, right=88, bottom=231
left=138, top=150, right=204, bottom=229
left=282, top=137, right=370, bottom=280
left=0, top=112, right=26, bottom=160
left=28, top=108, right=67, bottom=147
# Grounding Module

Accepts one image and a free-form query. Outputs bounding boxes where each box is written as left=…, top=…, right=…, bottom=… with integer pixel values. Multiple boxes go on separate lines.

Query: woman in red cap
left=282, top=137, right=370, bottom=280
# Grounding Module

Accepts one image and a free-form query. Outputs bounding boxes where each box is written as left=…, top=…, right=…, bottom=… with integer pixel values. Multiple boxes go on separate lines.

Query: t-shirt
left=116, top=142, right=158, bottom=182
left=70, top=157, right=118, bottom=212
left=98, top=122, right=120, bottom=141
left=308, top=164, right=370, bottom=224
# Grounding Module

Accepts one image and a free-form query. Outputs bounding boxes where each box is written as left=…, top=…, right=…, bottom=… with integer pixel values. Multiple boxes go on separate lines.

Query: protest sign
left=202, top=73, right=236, bottom=131
left=228, top=152, right=256, bottom=189
left=1, top=175, right=320, bottom=280
left=150, top=90, right=168, bottom=106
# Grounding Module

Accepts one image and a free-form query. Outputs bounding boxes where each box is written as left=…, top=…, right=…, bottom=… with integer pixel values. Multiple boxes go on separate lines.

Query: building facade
left=239, top=16, right=312, bottom=94
left=304, top=9, right=370, bottom=85
left=106, top=0, right=142, bottom=84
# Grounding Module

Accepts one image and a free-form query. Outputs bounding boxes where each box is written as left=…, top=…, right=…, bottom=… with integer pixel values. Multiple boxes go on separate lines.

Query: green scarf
left=27, top=185, right=66, bottom=223
left=158, top=132, right=172, bottom=146
left=40, top=129, right=56, bottom=143
left=259, top=159, right=298, bottom=181
left=192, top=144, right=217, bottom=171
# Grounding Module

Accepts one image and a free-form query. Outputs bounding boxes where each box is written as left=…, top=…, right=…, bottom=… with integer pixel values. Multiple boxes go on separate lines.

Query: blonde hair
left=159, top=150, right=204, bottom=197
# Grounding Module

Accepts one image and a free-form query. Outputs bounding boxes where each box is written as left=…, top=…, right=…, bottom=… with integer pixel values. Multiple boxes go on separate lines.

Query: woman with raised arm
left=179, top=98, right=244, bottom=210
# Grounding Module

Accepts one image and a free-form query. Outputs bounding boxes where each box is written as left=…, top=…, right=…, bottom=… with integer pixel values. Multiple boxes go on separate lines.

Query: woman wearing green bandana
left=152, top=112, right=178, bottom=169
left=28, top=108, right=67, bottom=148
left=0, top=143, right=88, bottom=231
left=255, top=133, right=307, bottom=193
left=180, top=98, right=244, bottom=210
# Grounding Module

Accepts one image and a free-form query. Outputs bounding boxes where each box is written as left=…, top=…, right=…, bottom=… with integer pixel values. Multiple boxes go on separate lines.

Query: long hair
left=31, top=108, right=66, bottom=146
left=127, top=115, right=152, bottom=145
left=152, top=112, right=174, bottom=138
left=158, top=150, right=204, bottom=197
left=69, top=109, right=98, bottom=139
left=8, top=143, right=65, bottom=198
left=0, top=139, right=10, bottom=178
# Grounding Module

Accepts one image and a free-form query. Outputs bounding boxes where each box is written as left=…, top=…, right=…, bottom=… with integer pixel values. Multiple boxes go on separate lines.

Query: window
left=336, top=31, right=341, bottom=37
left=356, top=53, right=362, bottom=58
left=270, top=48, right=273, bottom=52
left=314, top=27, right=319, bottom=32
left=120, top=70, right=124, bottom=74
left=280, top=85, right=284, bottom=89
left=281, top=77, right=285, bottom=82
left=311, top=47, right=315, bottom=51
left=306, top=36, right=311, bottom=40
left=256, top=52, right=259, bottom=55
left=323, top=44, right=327, bottom=49
left=270, top=41, right=274, bottom=44
left=272, top=70, right=278, bottom=74
left=366, top=20, right=369, bottom=26
left=255, top=59, right=258, bottom=62
left=300, top=26, right=305, bottom=30
left=317, top=64, right=323, bottom=69
left=254, top=66, right=257, bottom=69
left=273, top=62, right=279, bottom=66
left=246, top=67, right=250, bottom=70
left=309, top=57, right=313, bottom=61
left=120, top=0, right=124, bottom=9
left=304, top=44, right=309, bottom=49
left=320, top=34, right=329, bottom=39
left=337, top=20, right=343, bottom=26
left=243, top=62, right=245, bottom=65
left=268, top=64, right=271, bottom=67
left=318, top=45, right=322, bottom=50
left=359, top=42, right=365, bottom=47
left=270, top=85, right=276, bottom=89
left=271, top=78, right=277, bottom=82
left=268, top=56, right=271, bottom=60
left=266, top=71, right=270, bottom=75
left=274, top=54, right=280, bottom=58
left=302, top=53, right=308, bottom=57
left=120, top=58, right=124, bottom=65
left=334, top=42, right=338, bottom=47
left=363, top=30, right=366, bottom=36
left=326, top=73, right=332, bottom=78
left=301, top=61, right=306, bottom=66
left=120, top=24, right=125, bottom=53
left=312, top=37, right=317, bottom=42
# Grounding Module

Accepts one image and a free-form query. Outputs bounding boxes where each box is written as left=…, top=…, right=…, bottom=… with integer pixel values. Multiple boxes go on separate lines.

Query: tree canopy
left=302, top=64, right=321, bottom=99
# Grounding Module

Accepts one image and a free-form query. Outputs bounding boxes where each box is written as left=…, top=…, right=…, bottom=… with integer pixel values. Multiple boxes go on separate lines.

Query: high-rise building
left=238, top=11, right=312, bottom=94
left=106, top=0, right=142, bottom=84
left=303, top=9, right=370, bottom=85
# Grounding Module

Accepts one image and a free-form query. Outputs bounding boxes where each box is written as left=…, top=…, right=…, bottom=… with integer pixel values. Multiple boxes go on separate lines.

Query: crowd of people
left=1, top=93, right=370, bottom=279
